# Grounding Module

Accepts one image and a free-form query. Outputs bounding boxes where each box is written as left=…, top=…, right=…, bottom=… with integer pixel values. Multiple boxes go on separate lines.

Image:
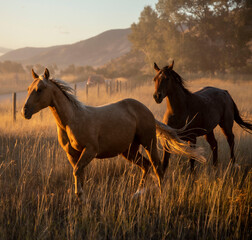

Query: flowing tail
left=155, top=120, right=206, bottom=165
left=233, top=100, right=252, bottom=134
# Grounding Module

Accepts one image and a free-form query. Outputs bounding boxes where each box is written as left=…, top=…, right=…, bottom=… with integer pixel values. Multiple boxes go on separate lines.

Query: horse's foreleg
left=65, top=145, right=81, bottom=167
left=57, top=127, right=80, bottom=167
left=73, top=146, right=96, bottom=200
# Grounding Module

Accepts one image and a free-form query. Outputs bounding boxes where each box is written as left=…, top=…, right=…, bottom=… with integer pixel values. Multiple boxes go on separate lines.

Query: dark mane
left=164, top=66, right=191, bottom=94
left=50, top=78, right=83, bottom=109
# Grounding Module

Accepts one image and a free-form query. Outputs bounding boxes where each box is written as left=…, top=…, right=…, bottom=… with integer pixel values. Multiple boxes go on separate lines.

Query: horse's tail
left=232, top=99, right=252, bottom=134
left=155, top=120, right=206, bottom=171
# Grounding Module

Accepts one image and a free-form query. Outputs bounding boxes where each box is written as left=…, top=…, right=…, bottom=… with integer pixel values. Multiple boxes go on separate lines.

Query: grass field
left=0, top=78, right=251, bottom=239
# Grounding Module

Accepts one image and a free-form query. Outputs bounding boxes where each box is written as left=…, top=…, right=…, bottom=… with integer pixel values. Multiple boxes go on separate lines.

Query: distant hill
left=0, top=47, right=12, bottom=56
left=0, top=28, right=131, bottom=67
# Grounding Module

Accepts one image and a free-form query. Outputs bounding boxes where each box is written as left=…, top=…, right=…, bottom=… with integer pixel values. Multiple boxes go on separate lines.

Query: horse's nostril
left=153, top=93, right=161, bottom=100
left=21, top=105, right=32, bottom=119
left=153, top=92, right=163, bottom=103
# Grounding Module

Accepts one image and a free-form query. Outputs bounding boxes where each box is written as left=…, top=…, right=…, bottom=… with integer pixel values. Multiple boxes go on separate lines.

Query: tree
left=129, top=0, right=252, bottom=73
left=129, top=6, right=166, bottom=71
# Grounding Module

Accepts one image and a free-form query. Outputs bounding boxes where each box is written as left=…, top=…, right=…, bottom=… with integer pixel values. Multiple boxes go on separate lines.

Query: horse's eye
left=37, top=88, right=42, bottom=94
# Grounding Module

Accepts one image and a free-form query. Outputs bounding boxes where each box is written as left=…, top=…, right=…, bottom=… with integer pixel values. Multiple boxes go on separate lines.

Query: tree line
left=129, top=0, right=252, bottom=74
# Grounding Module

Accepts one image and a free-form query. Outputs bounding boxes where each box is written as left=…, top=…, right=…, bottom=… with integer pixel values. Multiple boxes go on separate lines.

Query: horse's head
left=153, top=61, right=174, bottom=104
left=21, top=68, right=53, bottom=119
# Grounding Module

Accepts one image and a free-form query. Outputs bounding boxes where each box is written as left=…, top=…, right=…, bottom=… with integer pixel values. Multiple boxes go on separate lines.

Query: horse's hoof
left=75, top=192, right=85, bottom=203
left=132, top=188, right=146, bottom=199
left=190, top=169, right=196, bottom=176
left=233, top=163, right=240, bottom=169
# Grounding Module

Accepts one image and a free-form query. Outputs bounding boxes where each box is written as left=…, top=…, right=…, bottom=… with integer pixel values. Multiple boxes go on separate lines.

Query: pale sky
left=0, top=0, right=157, bottom=50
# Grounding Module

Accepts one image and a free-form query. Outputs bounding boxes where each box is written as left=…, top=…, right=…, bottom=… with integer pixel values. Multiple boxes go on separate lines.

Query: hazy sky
left=0, top=0, right=157, bottom=49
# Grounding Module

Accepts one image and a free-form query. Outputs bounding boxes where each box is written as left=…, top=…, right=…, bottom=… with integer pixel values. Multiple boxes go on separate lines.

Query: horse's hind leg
left=162, top=149, right=171, bottom=172
left=188, top=138, right=197, bottom=172
left=144, top=142, right=164, bottom=190
left=220, top=124, right=235, bottom=163
left=205, top=130, right=218, bottom=167
left=121, top=143, right=152, bottom=191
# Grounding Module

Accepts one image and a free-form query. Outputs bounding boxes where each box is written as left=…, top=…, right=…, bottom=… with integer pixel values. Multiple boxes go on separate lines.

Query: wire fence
left=0, top=79, right=139, bottom=122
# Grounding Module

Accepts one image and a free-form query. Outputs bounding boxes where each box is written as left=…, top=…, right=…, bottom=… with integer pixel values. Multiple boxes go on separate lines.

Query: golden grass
left=0, top=78, right=251, bottom=239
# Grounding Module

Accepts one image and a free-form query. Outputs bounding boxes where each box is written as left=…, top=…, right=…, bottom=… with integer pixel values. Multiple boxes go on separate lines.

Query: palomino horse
left=22, top=68, right=205, bottom=201
left=153, top=61, right=252, bottom=171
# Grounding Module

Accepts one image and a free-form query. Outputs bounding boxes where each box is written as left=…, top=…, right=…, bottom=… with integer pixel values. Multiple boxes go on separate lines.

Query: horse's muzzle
left=153, top=92, right=163, bottom=104
left=21, top=105, right=32, bottom=119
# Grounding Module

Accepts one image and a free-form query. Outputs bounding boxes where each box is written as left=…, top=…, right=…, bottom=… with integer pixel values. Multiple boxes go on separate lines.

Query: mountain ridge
left=0, top=28, right=131, bottom=67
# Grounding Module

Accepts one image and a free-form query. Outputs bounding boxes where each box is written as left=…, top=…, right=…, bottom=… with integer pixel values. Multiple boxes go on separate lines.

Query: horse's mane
left=50, top=78, right=83, bottom=109
left=164, top=66, right=191, bottom=94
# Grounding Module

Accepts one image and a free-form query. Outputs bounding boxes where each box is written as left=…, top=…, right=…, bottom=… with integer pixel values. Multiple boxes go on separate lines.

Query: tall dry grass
left=0, top=78, right=251, bottom=239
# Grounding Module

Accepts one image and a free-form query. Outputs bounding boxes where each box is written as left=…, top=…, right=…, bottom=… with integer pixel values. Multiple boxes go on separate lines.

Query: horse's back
left=89, top=98, right=154, bottom=127
left=193, top=86, right=234, bottom=130
left=194, top=86, right=233, bottom=105
left=195, top=86, right=227, bottom=96
left=120, top=98, right=156, bottom=127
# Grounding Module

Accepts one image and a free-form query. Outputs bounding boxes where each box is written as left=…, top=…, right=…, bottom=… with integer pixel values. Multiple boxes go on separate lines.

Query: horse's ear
left=154, top=62, right=160, bottom=72
left=32, top=69, right=39, bottom=79
left=169, top=60, right=174, bottom=70
left=44, top=68, right=50, bottom=80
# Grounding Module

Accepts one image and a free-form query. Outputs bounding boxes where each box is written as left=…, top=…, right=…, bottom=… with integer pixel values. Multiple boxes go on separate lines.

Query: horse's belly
left=96, top=143, right=130, bottom=159
left=96, top=131, right=135, bottom=158
left=96, top=151, right=122, bottom=159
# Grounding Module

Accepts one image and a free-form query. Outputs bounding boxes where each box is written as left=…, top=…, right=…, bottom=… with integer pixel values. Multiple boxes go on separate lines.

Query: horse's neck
left=49, top=88, right=77, bottom=130
left=166, top=86, right=189, bottom=117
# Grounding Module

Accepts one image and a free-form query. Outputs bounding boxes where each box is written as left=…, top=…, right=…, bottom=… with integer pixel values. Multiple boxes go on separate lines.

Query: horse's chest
left=164, top=112, right=186, bottom=128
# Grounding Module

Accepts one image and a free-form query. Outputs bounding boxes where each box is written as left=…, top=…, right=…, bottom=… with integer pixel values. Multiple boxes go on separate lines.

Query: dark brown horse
left=153, top=61, right=252, bottom=171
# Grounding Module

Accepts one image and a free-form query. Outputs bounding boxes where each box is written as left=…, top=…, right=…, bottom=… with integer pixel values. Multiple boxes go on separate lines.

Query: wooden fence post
left=97, top=83, right=100, bottom=97
left=109, top=82, right=112, bottom=96
left=116, top=80, right=119, bottom=92
left=86, top=84, right=88, bottom=99
left=12, top=92, right=16, bottom=122
left=106, top=82, right=108, bottom=94
left=74, top=83, right=77, bottom=96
